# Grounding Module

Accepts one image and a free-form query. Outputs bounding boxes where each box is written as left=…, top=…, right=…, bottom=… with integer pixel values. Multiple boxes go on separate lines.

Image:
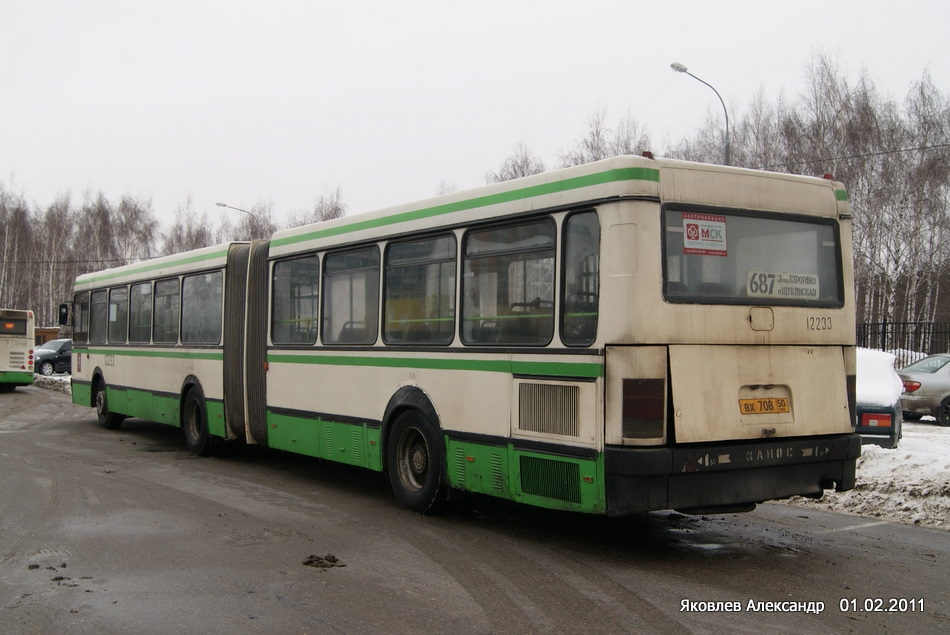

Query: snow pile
left=31, top=374, right=72, bottom=394
left=784, top=422, right=950, bottom=530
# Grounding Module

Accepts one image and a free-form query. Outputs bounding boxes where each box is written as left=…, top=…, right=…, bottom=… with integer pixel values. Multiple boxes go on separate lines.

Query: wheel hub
left=409, top=443, right=428, bottom=474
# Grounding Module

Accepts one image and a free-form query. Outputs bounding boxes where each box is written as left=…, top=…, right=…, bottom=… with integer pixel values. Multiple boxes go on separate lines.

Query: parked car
left=898, top=353, right=950, bottom=426
left=34, top=338, right=72, bottom=376
left=855, top=348, right=903, bottom=448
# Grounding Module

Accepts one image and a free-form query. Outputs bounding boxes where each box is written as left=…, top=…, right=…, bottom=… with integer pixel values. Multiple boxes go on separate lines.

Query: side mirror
left=58, top=303, right=69, bottom=326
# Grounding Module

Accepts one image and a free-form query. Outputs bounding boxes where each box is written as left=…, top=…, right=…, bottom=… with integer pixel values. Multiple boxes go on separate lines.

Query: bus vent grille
left=453, top=448, right=467, bottom=486
left=519, top=456, right=580, bottom=503
left=351, top=428, right=362, bottom=463
left=518, top=383, right=579, bottom=437
left=491, top=453, right=505, bottom=491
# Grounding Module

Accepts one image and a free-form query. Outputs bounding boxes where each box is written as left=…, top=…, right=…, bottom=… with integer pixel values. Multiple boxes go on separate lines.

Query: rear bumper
left=899, top=393, right=939, bottom=417
left=604, top=434, right=861, bottom=516
left=0, top=371, right=34, bottom=386
left=855, top=404, right=902, bottom=449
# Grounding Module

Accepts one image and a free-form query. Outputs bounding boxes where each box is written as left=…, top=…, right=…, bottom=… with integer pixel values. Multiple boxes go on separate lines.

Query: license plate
left=738, top=397, right=790, bottom=415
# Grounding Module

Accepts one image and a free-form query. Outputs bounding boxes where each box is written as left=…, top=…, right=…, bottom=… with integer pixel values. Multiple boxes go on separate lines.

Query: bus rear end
left=0, top=309, right=35, bottom=390
left=601, top=163, right=859, bottom=515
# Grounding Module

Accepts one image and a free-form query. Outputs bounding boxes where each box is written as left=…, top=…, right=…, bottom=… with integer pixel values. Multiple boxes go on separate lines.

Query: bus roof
left=74, top=242, right=239, bottom=291
left=269, top=155, right=848, bottom=257
left=72, top=156, right=849, bottom=292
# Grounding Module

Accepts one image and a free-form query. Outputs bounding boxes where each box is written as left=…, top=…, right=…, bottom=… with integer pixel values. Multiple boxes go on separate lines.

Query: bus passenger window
left=462, top=219, right=555, bottom=345
left=129, top=282, right=152, bottom=343
left=73, top=292, right=90, bottom=343
left=384, top=235, right=456, bottom=345
left=89, top=290, right=108, bottom=344
left=272, top=255, right=319, bottom=345
left=562, top=212, right=600, bottom=346
left=108, top=286, right=129, bottom=344
left=322, top=247, right=379, bottom=345
left=153, top=279, right=180, bottom=344
left=182, top=271, right=223, bottom=344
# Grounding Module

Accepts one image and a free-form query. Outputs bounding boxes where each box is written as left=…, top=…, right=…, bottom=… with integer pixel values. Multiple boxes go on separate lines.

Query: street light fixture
left=215, top=201, right=258, bottom=219
left=671, top=62, right=731, bottom=165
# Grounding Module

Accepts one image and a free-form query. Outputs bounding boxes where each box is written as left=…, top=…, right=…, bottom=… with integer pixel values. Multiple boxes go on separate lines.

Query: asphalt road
left=1, top=384, right=948, bottom=634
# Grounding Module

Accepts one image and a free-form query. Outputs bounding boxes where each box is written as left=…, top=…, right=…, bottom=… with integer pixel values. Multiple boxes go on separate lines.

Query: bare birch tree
left=486, top=141, right=546, bottom=183
left=286, top=186, right=347, bottom=227
left=560, top=110, right=652, bottom=167
left=161, top=197, right=216, bottom=255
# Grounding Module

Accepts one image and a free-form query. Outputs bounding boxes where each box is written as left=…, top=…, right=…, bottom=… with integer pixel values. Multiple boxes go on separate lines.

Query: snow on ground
left=783, top=421, right=950, bottom=531
left=31, top=370, right=950, bottom=531
left=783, top=348, right=950, bottom=531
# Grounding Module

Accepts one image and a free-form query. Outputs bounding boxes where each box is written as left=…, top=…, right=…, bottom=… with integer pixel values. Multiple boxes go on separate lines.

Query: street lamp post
left=670, top=62, right=731, bottom=165
left=215, top=201, right=258, bottom=219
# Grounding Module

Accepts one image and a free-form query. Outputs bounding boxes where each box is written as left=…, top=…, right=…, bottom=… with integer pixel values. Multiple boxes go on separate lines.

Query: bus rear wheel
left=95, top=380, right=124, bottom=430
left=182, top=386, right=212, bottom=456
left=387, top=410, right=447, bottom=514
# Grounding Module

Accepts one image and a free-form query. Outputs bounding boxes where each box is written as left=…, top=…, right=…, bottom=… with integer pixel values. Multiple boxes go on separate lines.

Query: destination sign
left=746, top=270, right=819, bottom=300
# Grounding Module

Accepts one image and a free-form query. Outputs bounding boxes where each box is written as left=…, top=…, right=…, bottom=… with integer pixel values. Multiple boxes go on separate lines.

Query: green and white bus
left=0, top=309, right=35, bottom=391
left=68, top=156, right=860, bottom=516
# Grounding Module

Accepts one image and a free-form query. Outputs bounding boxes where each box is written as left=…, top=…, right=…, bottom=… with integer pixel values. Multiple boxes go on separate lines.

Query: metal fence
left=857, top=321, right=950, bottom=359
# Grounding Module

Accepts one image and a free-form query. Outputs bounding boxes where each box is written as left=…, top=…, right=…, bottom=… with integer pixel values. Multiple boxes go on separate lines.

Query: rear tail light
left=902, top=380, right=921, bottom=393
left=622, top=378, right=665, bottom=438
left=861, top=413, right=892, bottom=428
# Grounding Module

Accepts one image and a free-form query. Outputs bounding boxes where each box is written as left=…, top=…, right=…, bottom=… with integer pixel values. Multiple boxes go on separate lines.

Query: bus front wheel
left=387, top=410, right=447, bottom=514
left=182, top=386, right=212, bottom=456
left=95, top=380, right=125, bottom=430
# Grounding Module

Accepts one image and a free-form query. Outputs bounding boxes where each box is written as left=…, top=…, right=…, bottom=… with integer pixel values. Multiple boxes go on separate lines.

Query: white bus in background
left=0, top=309, right=35, bottom=391
left=68, top=155, right=860, bottom=516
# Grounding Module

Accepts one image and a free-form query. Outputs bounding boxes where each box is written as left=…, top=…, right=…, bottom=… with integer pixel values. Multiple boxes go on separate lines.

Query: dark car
left=34, top=338, right=72, bottom=376
left=898, top=353, right=950, bottom=426
left=855, top=348, right=903, bottom=448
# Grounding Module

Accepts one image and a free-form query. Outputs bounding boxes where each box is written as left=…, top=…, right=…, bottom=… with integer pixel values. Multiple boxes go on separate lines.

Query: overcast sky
left=3, top=1, right=947, bottom=229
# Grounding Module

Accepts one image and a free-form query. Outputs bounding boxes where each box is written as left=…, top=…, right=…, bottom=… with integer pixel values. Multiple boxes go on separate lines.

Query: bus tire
left=95, top=380, right=125, bottom=430
left=387, top=410, right=447, bottom=514
left=182, top=386, right=212, bottom=456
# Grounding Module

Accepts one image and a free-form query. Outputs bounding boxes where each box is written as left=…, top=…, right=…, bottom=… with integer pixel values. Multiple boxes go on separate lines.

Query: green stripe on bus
left=75, top=248, right=231, bottom=288
left=82, top=348, right=224, bottom=361
left=267, top=353, right=603, bottom=378
left=835, top=189, right=849, bottom=201
left=271, top=167, right=660, bottom=249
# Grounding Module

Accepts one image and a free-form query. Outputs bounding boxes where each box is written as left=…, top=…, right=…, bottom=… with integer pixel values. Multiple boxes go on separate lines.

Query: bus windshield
left=663, top=208, right=843, bottom=307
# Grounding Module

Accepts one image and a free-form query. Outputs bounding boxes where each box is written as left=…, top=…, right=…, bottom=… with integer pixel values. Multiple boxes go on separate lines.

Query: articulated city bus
left=0, top=309, right=35, bottom=391
left=69, top=156, right=860, bottom=515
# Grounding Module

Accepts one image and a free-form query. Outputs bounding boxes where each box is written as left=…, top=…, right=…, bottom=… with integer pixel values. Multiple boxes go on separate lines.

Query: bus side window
left=108, top=286, right=129, bottom=344
left=322, top=247, right=379, bottom=345
left=181, top=271, right=223, bottom=344
left=153, top=279, right=181, bottom=344
left=272, top=255, right=319, bottom=345
left=384, top=235, right=456, bottom=345
left=129, top=282, right=153, bottom=343
left=73, top=292, right=90, bottom=343
left=562, top=211, right=600, bottom=346
left=462, top=218, right=556, bottom=346
left=89, top=290, right=108, bottom=344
